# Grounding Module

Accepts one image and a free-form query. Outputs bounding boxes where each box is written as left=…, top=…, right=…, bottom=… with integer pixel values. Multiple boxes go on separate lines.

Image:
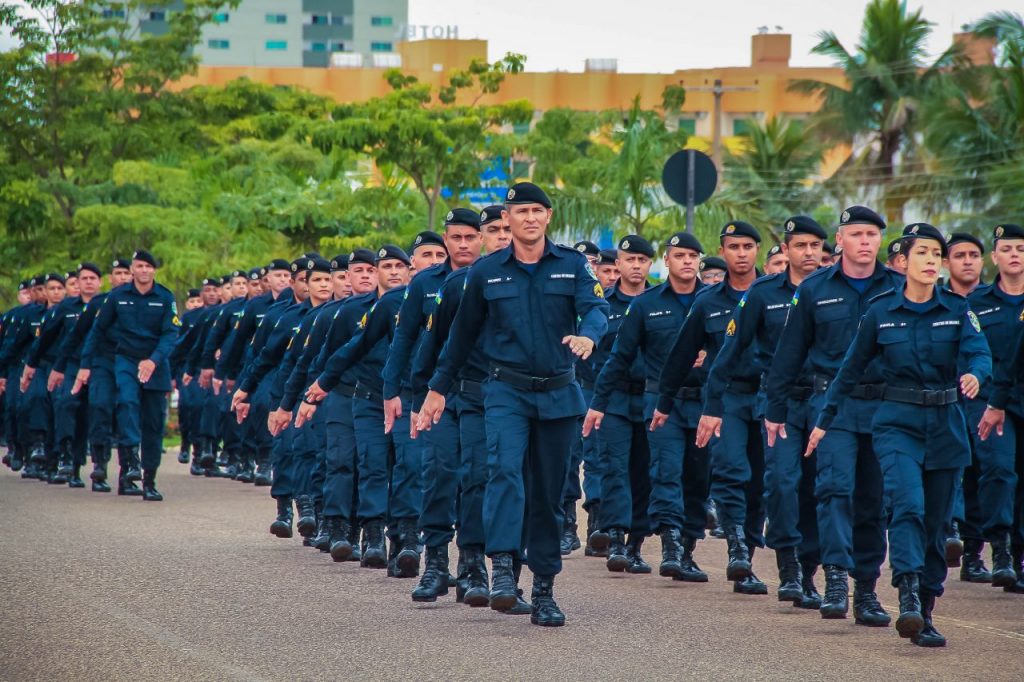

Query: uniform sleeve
left=54, top=301, right=92, bottom=374
left=149, top=294, right=178, bottom=364
left=763, top=285, right=815, bottom=423
left=239, top=319, right=290, bottom=394
left=218, top=309, right=257, bottom=380
left=81, top=296, right=117, bottom=371
left=279, top=316, right=327, bottom=412
left=960, top=306, right=993, bottom=390
left=815, top=308, right=879, bottom=430
left=988, top=326, right=1022, bottom=410
left=704, top=288, right=763, bottom=418
left=656, top=300, right=709, bottom=414
left=200, top=309, right=231, bottom=370
left=26, top=311, right=57, bottom=368
left=317, top=302, right=391, bottom=393
left=591, top=301, right=644, bottom=413
left=270, top=321, right=310, bottom=409
left=575, top=257, right=610, bottom=344
left=410, top=281, right=459, bottom=410
left=382, top=282, right=426, bottom=400
left=429, top=268, right=487, bottom=396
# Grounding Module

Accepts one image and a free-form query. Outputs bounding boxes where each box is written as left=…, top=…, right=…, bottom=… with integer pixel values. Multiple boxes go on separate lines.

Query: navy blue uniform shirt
left=968, top=277, right=1024, bottom=412
left=382, top=262, right=452, bottom=400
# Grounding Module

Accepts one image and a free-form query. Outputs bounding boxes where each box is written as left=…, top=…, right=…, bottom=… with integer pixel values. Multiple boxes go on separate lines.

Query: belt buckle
left=530, top=376, right=546, bottom=391
left=923, top=389, right=942, bottom=406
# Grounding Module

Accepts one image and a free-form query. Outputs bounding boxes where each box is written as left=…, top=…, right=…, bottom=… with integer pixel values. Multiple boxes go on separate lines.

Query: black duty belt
left=728, top=378, right=760, bottom=395
left=490, top=366, right=575, bottom=392
left=588, top=379, right=646, bottom=396
left=578, top=378, right=596, bottom=391
left=883, top=386, right=959, bottom=406
left=334, top=382, right=357, bottom=398
left=457, top=379, right=484, bottom=399
left=811, top=374, right=886, bottom=401
left=790, top=384, right=814, bottom=401
left=353, top=380, right=383, bottom=403
left=645, top=379, right=702, bottom=401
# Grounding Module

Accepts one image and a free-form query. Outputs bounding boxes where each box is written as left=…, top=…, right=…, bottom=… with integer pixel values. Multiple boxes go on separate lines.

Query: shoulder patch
left=726, top=319, right=737, bottom=336
left=426, top=313, right=433, bottom=331
left=968, top=310, right=981, bottom=333
left=594, top=282, right=604, bottom=298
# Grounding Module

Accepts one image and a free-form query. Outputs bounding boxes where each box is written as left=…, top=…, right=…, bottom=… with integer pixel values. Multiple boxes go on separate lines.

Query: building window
left=331, top=15, right=350, bottom=26
left=677, top=118, right=696, bottom=135
left=265, top=13, right=287, bottom=24
left=330, top=42, right=347, bottom=52
left=213, top=12, right=229, bottom=24
left=265, top=40, right=287, bottom=51
left=311, top=14, right=329, bottom=25
left=732, top=119, right=754, bottom=136
left=305, top=41, right=326, bottom=52
left=101, top=9, right=126, bottom=19
left=148, top=10, right=165, bottom=21
left=370, top=42, right=393, bottom=52
left=207, top=39, right=230, bottom=50
left=371, top=16, right=393, bottom=27
left=512, top=122, right=530, bottom=135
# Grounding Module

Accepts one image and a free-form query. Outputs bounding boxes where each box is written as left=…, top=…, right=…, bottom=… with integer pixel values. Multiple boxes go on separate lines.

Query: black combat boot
left=960, top=538, right=991, bottom=582
left=990, top=531, right=1017, bottom=587
left=455, top=547, right=469, bottom=601
left=270, top=497, right=293, bottom=538
left=198, top=437, right=215, bottom=468
left=894, top=573, right=924, bottom=639
left=734, top=546, right=768, bottom=595
left=853, top=578, right=891, bottom=626
left=675, top=536, right=709, bottom=582
left=658, top=527, right=684, bottom=579
left=9, top=444, right=24, bottom=471
left=706, top=499, right=719, bottom=531
left=502, top=556, right=533, bottom=615
left=347, top=523, right=362, bottom=562
left=189, top=449, right=205, bottom=476
left=584, top=503, right=605, bottom=556
left=589, top=523, right=611, bottom=557
left=122, top=446, right=142, bottom=482
left=725, top=526, right=752, bottom=580
left=236, top=453, right=255, bottom=483
left=88, top=444, right=111, bottom=492
left=253, top=450, right=272, bottom=486
left=117, top=446, right=143, bottom=496
left=560, top=503, right=581, bottom=556
left=625, top=534, right=652, bottom=574
left=488, top=552, right=518, bottom=611
left=311, top=502, right=330, bottom=551
left=1003, top=544, right=1024, bottom=593
left=56, top=440, right=74, bottom=479
left=28, top=437, right=47, bottom=465
left=328, top=517, right=352, bottom=561
left=530, top=575, right=565, bottom=627
left=411, top=545, right=449, bottom=602
left=385, top=531, right=401, bottom=576
left=820, top=564, right=849, bottom=619
left=68, top=464, right=85, bottom=488
left=776, top=547, right=803, bottom=603
left=606, top=528, right=629, bottom=572
left=142, top=470, right=163, bottom=501
left=796, top=563, right=822, bottom=609
left=396, top=519, right=421, bottom=578
left=944, top=520, right=964, bottom=568
left=177, top=440, right=190, bottom=464
left=912, top=591, right=946, bottom=647
left=294, top=495, right=316, bottom=538
left=463, top=545, right=490, bottom=607
left=360, top=519, right=387, bottom=568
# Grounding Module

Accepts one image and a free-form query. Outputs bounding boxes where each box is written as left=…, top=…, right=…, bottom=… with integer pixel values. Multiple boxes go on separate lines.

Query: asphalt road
left=2, top=457, right=1022, bottom=681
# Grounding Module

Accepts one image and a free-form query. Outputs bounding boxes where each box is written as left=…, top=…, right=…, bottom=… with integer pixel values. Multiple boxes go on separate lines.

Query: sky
left=0, top=1, right=1014, bottom=71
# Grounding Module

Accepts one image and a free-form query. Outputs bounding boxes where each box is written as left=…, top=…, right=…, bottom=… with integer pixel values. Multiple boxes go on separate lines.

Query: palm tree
left=791, top=0, right=961, bottom=221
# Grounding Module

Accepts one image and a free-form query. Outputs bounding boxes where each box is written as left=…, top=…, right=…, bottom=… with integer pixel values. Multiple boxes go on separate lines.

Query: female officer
left=805, top=223, right=991, bottom=648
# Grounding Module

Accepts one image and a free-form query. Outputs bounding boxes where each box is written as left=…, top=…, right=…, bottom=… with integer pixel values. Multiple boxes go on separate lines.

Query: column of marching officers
left=3, top=182, right=1024, bottom=643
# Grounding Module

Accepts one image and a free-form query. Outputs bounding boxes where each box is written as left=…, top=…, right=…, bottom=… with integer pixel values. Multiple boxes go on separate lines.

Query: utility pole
left=685, top=79, right=758, bottom=170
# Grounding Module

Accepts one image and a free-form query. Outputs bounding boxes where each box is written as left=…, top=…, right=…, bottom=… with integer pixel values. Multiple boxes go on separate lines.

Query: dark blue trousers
left=564, top=388, right=601, bottom=510
left=709, top=391, right=766, bottom=548
left=390, top=398, right=422, bottom=523
left=114, top=356, right=166, bottom=471
left=54, top=362, right=88, bottom=465
left=764, top=395, right=820, bottom=567
left=419, top=403, right=461, bottom=547
left=961, top=400, right=1019, bottom=541
left=456, top=399, right=488, bottom=548
left=88, top=359, right=117, bottom=447
left=598, top=413, right=651, bottom=535
left=353, top=396, right=393, bottom=523
left=323, top=390, right=358, bottom=519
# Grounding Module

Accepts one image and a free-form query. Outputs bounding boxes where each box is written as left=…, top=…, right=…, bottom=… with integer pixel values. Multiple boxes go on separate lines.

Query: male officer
left=0, top=281, right=33, bottom=473
left=699, top=257, right=727, bottom=285
left=185, top=277, right=227, bottom=471
left=20, top=273, right=66, bottom=482
left=886, top=240, right=907, bottom=274
left=764, top=244, right=788, bottom=275
left=171, top=287, right=207, bottom=471
left=418, top=182, right=609, bottom=627
left=654, top=221, right=767, bottom=595
left=581, top=236, right=653, bottom=574
left=764, top=206, right=902, bottom=624
left=960, top=224, right=1024, bottom=589
left=585, top=232, right=710, bottom=583
left=697, top=216, right=827, bottom=606
left=75, top=250, right=178, bottom=501
left=595, top=249, right=621, bottom=292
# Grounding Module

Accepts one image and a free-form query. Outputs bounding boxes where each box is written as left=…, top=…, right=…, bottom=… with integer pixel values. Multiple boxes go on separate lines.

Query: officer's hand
left=804, top=427, right=825, bottom=457
left=20, top=366, right=35, bottom=393
left=978, top=406, right=1005, bottom=441
left=764, top=420, right=787, bottom=447
left=0, top=377, right=5, bottom=396
left=47, top=370, right=64, bottom=392
left=267, top=408, right=291, bottom=436
left=198, top=368, right=214, bottom=389
left=234, top=401, right=250, bottom=424
left=305, top=381, right=327, bottom=403
left=212, top=378, right=223, bottom=395
left=138, top=359, right=156, bottom=384
left=562, top=335, right=596, bottom=360
left=230, top=389, right=249, bottom=413
left=294, top=402, right=317, bottom=429
left=695, top=415, right=722, bottom=448
left=582, top=409, right=604, bottom=437
left=417, top=390, right=446, bottom=432
left=693, top=350, right=707, bottom=368
left=383, top=397, right=402, bottom=434
left=182, top=373, right=193, bottom=386
left=960, top=373, right=980, bottom=400
left=226, top=379, right=235, bottom=392
left=409, top=411, right=420, bottom=440
left=71, top=368, right=90, bottom=395
left=649, top=410, right=669, bottom=431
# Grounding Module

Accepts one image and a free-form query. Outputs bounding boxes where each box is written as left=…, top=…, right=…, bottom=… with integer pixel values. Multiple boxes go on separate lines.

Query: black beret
left=766, top=244, right=784, bottom=259
left=43, top=272, right=65, bottom=285
left=112, top=258, right=132, bottom=270
left=303, top=251, right=322, bottom=259
left=64, top=271, right=78, bottom=281
left=248, top=268, right=262, bottom=281
left=573, top=240, right=600, bottom=257
left=412, top=230, right=446, bottom=252
left=77, top=262, right=102, bottom=277
left=259, top=266, right=268, bottom=277
left=444, top=208, right=481, bottom=230
left=230, top=269, right=247, bottom=279
left=946, top=232, right=985, bottom=254
left=376, top=244, right=411, bottom=267
left=720, top=221, right=761, bottom=243
left=666, top=232, right=704, bottom=254
left=18, top=280, right=31, bottom=291
left=202, top=277, right=220, bottom=287
left=887, top=240, right=902, bottom=259
left=220, top=275, right=232, bottom=285
left=330, top=254, right=349, bottom=271
left=348, top=249, right=377, bottom=268
left=505, top=182, right=551, bottom=209
left=132, top=249, right=158, bottom=267
left=598, top=249, right=618, bottom=265
left=838, top=206, right=886, bottom=231
left=29, top=276, right=41, bottom=287
left=305, top=256, right=332, bottom=275
left=289, top=258, right=305, bottom=274
left=993, top=224, right=1024, bottom=242
left=479, top=205, right=504, bottom=225
left=783, top=215, right=828, bottom=240
left=187, top=288, right=201, bottom=298
left=617, top=235, right=655, bottom=258
left=267, top=258, right=291, bottom=272
left=700, top=256, right=727, bottom=272
left=822, top=242, right=835, bottom=255
left=901, top=222, right=948, bottom=256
